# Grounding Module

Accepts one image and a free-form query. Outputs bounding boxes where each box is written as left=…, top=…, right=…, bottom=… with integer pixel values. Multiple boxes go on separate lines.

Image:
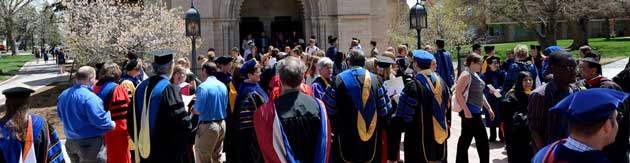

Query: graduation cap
left=550, top=88, right=630, bottom=124
left=150, top=49, right=175, bottom=65
left=530, top=45, right=538, bottom=50
left=240, top=60, right=259, bottom=75
left=328, top=35, right=338, bottom=44
left=376, top=55, right=395, bottom=68
left=214, top=56, right=234, bottom=65
left=544, top=46, right=562, bottom=55
left=435, top=39, right=445, bottom=47
left=472, top=44, right=482, bottom=51
left=484, top=46, right=495, bottom=53
left=3, top=86, right=35, bottom=99
left=124, top=59, right=139, bottom=71
left=412, top=50, right=434, bottom=65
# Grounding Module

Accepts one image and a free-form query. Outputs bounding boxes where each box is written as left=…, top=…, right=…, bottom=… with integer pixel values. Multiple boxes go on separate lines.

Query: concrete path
left=603, top=57, right=629, bottom=79
left=6, top=57, right=629, bottom=163
left=0, top=60, right=69, bottom=106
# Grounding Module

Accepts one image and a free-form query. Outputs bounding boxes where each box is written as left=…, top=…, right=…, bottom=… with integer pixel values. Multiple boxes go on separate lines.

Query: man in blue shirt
left=193, top=61, right=228, bottom=163
left=57, top=66, right=114, bottom=163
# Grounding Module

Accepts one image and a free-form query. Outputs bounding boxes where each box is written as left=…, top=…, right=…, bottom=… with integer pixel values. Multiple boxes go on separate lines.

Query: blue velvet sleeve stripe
left=376, top=87, right=391, bottom=116
left=323, top=87, right=337, bottom=115
left=47, top=129, right=65, bottom=163
left=399, top=93, right=418, bottom=106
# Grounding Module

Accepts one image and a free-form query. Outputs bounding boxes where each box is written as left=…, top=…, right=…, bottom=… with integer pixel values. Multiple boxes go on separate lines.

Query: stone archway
left=187, top=0, right=401, bottom=56
left=214, top=0, right=333, bottom=54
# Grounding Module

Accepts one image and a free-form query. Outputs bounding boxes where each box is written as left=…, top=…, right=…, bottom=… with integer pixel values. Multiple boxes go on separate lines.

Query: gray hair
left=316, top=57, right=333, bottom=71
left=277, top=56, right=306, bottom=88
left=76, top=66, right=96, bottom=81
left=152, top=61, right=174, bottom=78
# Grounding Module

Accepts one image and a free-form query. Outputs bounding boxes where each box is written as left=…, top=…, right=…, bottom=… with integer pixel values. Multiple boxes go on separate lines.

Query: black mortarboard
left=550, top=88, right=630, bottom=124
left=3, top=87, right=35, bottom=99
left=472, top=44, right=481, bottom=51
left=214, top=56, right=234, bottom=65
left=150, top=49, right=175, bottom=65
left=328, top=35, right=338, bottom=44
left=435, top=39, right=445, bottom=45
left=581, top=57, right=600, bottom=65
left=484, top=46, right=495, bottom=52
left=124, top=59, right=139, bottom=71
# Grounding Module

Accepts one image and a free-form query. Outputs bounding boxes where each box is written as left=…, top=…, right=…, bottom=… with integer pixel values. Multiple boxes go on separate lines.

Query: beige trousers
left=195, top=120, right=226, bottom=163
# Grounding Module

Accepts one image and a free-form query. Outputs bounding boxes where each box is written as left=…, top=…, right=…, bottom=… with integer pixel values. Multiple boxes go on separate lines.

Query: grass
left=455, top=38, right=630, bottom=63
left=0, top=54, right=35, bottom=81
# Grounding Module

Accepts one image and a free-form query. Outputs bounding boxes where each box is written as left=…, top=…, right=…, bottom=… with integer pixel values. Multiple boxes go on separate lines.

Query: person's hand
left=464, top=110, right=473, bottom=119
left=489, top=110, right=495, bottom=121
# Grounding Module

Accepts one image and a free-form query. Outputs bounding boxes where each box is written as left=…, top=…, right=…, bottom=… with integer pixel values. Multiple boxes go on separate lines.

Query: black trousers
left=456, top=113, right=489, bottom=163
left=386, top=117, right=403, bottom=161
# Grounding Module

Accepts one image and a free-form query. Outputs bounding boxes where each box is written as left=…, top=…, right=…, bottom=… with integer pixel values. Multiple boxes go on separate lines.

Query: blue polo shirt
left=57, top=85, right=115, bottom=139
left=194, top=76, right=228, bottom=121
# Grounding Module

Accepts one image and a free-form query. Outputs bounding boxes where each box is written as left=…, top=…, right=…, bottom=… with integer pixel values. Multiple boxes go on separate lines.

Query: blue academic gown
left=532, top=139, right=610, bottom=163
left=328, top=67, right=391, bottom=163
left=434, top=49, right=455, bottom=88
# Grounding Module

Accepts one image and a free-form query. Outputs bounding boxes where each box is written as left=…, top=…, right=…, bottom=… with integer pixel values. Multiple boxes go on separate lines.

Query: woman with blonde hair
left=502, top=44, right=540, bottom=94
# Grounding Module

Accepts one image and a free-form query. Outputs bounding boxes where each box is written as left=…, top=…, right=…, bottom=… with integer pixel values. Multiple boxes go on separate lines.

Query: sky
left=407, top=0, right=418, bottom=8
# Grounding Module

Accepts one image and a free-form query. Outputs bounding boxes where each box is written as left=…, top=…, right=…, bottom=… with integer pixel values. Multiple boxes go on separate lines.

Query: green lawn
left=460, top=38, right=630, bottom=62
left=0, top=54, right=35, bottom=81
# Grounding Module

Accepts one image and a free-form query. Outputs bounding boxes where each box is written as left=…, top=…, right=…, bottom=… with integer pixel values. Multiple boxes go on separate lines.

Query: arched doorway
left=239, top=0, right=305, bottom=50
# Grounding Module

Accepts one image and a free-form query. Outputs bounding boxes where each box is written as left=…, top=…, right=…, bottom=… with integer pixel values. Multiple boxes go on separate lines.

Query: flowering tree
left=388, top=0, right=470, bottom=51
left=62, top=0, right=196, bottom=66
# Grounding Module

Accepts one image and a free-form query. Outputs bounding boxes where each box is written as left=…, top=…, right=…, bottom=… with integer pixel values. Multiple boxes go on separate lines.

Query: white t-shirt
left=306, top=46, right=320, bottom=55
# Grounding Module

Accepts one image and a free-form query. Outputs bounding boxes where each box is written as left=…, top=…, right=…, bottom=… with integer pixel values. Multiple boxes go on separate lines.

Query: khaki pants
left=195, top=120, right=226, bottom=163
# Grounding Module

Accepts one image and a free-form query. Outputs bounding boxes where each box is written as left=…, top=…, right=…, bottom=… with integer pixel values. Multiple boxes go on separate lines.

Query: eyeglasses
left=555, top=64, right=577, bottom=72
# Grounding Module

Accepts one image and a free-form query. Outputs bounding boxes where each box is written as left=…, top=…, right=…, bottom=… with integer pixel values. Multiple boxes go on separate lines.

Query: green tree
left=0, top=0, right=34, bottom=55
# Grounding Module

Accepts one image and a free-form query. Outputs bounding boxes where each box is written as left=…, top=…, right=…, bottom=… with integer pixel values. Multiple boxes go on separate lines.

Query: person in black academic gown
left=130, top=49, right=193, bottom=163
left=397, top=50, right=450, bottom=163
left=253, top=56, right=331, bottom=163
left=0, top=87, right=65, bottom=163
left=226, top=60, right=269, bottom=163
left=501, top=71, right=535, bottom=163
left=532, top=88, right=629, bottom=163
left=328, top=50, right=391, bottom=163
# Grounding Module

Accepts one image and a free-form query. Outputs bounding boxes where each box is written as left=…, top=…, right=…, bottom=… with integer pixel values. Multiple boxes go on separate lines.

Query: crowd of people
left=2, top=34, right=630, bottom=163
left=33, top=46, right=68, bottom=74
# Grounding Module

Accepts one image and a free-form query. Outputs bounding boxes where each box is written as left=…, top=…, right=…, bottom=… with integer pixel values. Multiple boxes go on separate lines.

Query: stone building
left=168, top=0, right=405, bottom=56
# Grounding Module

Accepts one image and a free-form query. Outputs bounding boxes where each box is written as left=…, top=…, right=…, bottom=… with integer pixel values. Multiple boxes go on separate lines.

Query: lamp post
left=185, top=0, right=201, bottom=75
left=410, top=0, right=428, bottom=50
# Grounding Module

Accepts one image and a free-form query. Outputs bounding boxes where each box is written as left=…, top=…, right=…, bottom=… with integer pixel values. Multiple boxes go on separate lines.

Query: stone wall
left=170, top=0, right=398, bottom=57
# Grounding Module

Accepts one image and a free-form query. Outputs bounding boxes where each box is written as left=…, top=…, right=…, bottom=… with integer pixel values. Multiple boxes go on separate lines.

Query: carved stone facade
left=169, top=0, right=401, bottom=56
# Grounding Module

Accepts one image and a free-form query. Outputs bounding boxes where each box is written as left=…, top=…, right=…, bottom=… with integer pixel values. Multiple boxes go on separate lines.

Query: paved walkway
left=3, top=57, right=628, bottom=163
left=0, top=60, right=69, bottom=106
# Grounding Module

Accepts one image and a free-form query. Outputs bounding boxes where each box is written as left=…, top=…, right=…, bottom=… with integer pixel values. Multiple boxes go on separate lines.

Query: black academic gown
left=501, top=90, right=533, bottom=163
left=399, top=76, right=450, bottom=163
left=332, top=68, right=390, bottom=163
left=130, top=76, right=193, bottom=163
left=226, top=82, right=268, bottom=163
left=275, top=90, right=323, bottom=163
